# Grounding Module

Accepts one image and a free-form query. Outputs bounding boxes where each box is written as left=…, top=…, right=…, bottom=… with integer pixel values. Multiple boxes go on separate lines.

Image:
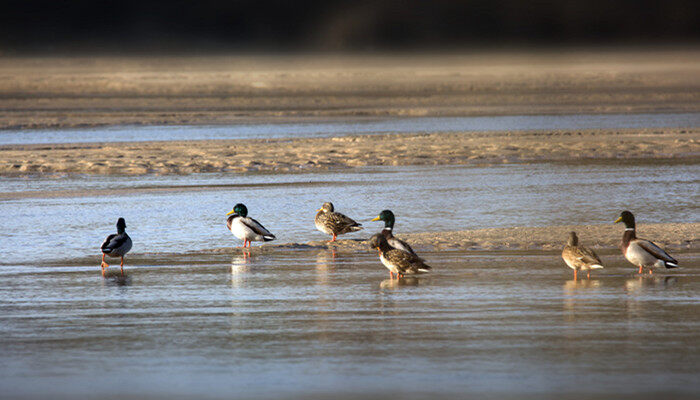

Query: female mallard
left=100, top=217, right=132, bottom=276
left=226, top=203, right=276, bottom=248
left=371, top=209, right=419, bottom=257
left=315, top=202, right=362, bottom=242
left=615, top=211, right=679, bottom=274
left=562, top=231, right=604, bottom=279
left=369, top=233, right=431, bottom=279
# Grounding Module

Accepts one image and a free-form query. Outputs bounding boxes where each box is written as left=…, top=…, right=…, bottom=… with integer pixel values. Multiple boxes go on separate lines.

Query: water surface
left=1, top=250, right=698, bottom=399
left=1, top=112, right=698, bottom=145
left=1, top=162, right=697, bottom=265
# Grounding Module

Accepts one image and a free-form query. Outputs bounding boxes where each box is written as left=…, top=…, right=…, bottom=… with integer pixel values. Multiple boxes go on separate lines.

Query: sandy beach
left=1, top=127, right=698, bottom=176
left=196, top=223, right=698, bottom=255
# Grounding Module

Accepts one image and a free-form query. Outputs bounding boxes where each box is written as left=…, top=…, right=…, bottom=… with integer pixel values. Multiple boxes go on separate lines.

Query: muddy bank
left=1, top=127, right=698, bottom=176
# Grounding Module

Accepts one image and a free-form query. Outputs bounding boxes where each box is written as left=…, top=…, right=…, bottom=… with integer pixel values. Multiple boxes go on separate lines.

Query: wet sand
left=2, top=127, right=698, bottom=175
left=1, top=50, right=699, bottom=129
left=140, top=223, right=698, bottom=262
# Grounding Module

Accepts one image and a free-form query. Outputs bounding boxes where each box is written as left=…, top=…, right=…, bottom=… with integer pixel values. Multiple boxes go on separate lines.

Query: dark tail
left=418, top=263, right=432, bottom=272
left=665, top=260, right=679, bottom=269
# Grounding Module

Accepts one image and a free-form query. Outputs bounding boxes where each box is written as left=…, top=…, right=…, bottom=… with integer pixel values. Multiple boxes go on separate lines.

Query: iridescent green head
left=227, top=203, right=248, bottom=217
left=371, top=209, right=395, bottom=228
left=614, top=210, right=635, bottom=228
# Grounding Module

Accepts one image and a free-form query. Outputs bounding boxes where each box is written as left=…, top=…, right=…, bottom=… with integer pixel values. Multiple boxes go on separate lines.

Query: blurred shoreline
left=1, top=49, right=699, bottom=130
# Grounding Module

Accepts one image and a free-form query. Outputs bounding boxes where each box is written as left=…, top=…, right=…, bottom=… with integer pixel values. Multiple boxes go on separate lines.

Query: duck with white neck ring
left=615, top=210, right=679, bottom=274
left=226, top=203, right=276, bottom=248
left=370, top=209, right=419, bottom=257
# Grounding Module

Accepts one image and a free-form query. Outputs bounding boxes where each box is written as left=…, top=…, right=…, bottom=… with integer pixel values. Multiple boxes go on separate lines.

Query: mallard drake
left=562, top=231, right=604, bottom=279
left=100, top=217, right=132, bottom=276
left=615, top=210, right=679, bottom=274
left=369, top=233, right=431, bottom=279
left=315, top=202, right=362, bottom=242
left=226, top=203, right=276, bottom=248
left=370, top=209, right=419, bottom=256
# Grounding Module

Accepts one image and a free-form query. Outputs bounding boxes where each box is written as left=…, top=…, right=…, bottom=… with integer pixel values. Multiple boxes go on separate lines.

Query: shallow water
left=1, top=162, right=698, bottom=265
left=1, top=112, right=698, bottom=144
left=1, top=250, right=699, bottom=399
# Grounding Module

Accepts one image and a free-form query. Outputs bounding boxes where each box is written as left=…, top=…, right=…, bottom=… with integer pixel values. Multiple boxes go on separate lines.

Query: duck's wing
left=242, top=217, right=276, bottom=238
left=573, top=245, right=603, bottom=266
left=636, top=239, right=677, bottom=263
left=329, top=212, right=362, bottom=233
left=386, top=248, right=431, bottom=273
left=388, top=237, right=421, bottom=258
left=101, top=234, right=117, bottom=251
left=101, top=233, right=129, bottom=252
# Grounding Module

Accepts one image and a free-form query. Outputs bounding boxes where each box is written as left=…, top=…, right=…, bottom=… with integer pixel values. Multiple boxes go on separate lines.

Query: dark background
left=2, top=0, right=699, bottom=54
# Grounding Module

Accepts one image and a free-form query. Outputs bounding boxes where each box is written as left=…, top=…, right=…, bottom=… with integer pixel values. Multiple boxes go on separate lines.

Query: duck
left=561, top=231, right=604, bottom=280
left=369, top=233, right=431, bottom=279
left=100, top=217, right=133, bottom=276
left=615, top=210, right=679, bottom=274
left=315, top=202, right=362, bottom=242
left=370, top=209, right=419, bottom=257
left=226, top=203, right=276, bottom=248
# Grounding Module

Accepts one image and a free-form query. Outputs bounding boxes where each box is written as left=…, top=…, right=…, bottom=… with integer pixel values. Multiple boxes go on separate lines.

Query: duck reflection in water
left=230, top=252, right=252, bottom=289
left=102, top=268, right=131, bottom=286
left=563, top=279, right=601, bottom=292
left=625, top=275, right=677, bottom=293
left=380, top=276, right=420, bottom=289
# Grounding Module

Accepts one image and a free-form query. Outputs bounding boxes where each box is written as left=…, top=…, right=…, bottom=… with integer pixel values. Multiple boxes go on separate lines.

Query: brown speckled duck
left=369, top=233, right=431, bottom=279
left=615, top=210, right=679, bottom=274
left=315, top=202, right=362, bottom=242
left=561, top=231, right=604, bottom=280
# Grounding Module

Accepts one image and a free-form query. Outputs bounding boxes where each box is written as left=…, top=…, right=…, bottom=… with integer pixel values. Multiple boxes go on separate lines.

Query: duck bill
left=614, top=216, right=623, bottom=224
left=370, top=216, right=381, bottom=222
left=316, top=208, right=322, bottom=212
left=226, top=209, right=236, bottom=216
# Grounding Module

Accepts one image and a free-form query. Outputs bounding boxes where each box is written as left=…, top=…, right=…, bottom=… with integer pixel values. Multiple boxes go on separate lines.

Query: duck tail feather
left=418, top=264, right=432, bottom=272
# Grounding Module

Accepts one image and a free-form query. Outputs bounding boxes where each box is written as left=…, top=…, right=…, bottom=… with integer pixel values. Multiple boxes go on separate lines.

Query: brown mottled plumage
left=369, top=233, right=431, bottom=278
left=562, top=231, right=604, bottom=279
left=315, top=202, right=362, bottom=242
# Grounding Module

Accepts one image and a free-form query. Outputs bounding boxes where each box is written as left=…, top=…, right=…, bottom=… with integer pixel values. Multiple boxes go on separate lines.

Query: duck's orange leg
left=638, top=265, right=643, bottom=274
left=587, top=271, right=590, bottom=279
left=328, top=234, right=337, bottom=243
left=573, top=269, right=577, bottom=281
left=101, top=254, right=109, bottom=276
left=120, top=256, right=125, bottom=276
